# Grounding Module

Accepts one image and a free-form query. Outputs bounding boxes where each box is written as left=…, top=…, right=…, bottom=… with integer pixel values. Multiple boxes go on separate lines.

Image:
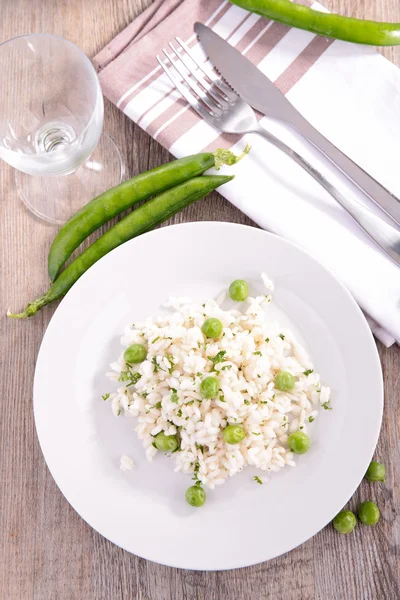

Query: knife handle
left=254, top=125, right=400, bottom=267
left=288, top=115, right=400, bottom=226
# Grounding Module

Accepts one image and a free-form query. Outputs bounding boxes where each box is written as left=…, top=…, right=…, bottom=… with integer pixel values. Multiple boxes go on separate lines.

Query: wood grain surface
left=1, top=1, right=399, bottom=598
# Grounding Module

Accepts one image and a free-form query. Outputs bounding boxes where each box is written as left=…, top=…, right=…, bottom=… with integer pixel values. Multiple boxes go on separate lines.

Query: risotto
left=104, top=275, right=331, bottom=506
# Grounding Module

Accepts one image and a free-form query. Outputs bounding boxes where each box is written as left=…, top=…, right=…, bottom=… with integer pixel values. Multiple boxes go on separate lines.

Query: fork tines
left=156, top=37, right=236, bottom=119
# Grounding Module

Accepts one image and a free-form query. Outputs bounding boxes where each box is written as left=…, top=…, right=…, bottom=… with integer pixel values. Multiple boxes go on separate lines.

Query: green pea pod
left=48, top=148, right=246, bottom=281
left=8, top=175, right=234, bottom=319
left=230, top=0, right=400, bottom=46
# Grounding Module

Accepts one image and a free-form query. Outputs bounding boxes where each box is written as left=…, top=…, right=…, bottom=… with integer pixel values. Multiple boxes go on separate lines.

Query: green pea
left=154, top=431, right=179, bottom=452
left=200, top=376, right=219, bottom=399
left=201, top=318, right=223, bottom=339
left=275, top=370, right=295, bottom=392
left=123, top=343, right=147, bottom=364
left=358, top=501, right=380, bottom=526
left=229, top=279, right=249, bottom=302
left=288, top=431, right=310, bottom=454
left=185, top=485, right=206, bottom=507
left=333, top=510, right=357, bottom=534
left=365, top=461, right=385, bottom=482
left=223, top=424, right=245, bottom=445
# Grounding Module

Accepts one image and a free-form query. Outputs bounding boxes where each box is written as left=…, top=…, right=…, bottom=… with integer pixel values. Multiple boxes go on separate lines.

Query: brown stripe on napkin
left=235, top=17, right=268, bottom=54
left=275, top=35, right=334, bottom=94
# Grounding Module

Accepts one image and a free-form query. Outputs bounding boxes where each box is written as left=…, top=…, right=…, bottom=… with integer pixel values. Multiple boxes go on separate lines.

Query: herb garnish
left=102, top=393, right=110, bottom=401
left=254, top=476, right=263, bottom=485
left=322, top=401, right=332, bottom=411
left=119, top=371, right=141, bottom=387
left=207, top=350, right=226, bottom=369
left=304, top=369, right=314, bottom=376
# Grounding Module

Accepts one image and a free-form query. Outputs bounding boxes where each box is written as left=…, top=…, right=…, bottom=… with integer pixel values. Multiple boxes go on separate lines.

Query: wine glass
left=0, top=34, right=124, bottom=224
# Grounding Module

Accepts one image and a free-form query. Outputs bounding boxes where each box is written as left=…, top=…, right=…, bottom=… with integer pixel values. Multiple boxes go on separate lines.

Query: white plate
left=34, top=222, right=383, bottom=570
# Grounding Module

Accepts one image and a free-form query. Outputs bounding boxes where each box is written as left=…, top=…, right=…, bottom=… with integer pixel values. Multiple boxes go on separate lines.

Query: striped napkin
left=95, top=0, right=400, bottom=346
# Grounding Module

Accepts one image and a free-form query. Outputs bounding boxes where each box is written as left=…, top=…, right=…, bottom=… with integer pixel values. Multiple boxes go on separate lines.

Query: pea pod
left=8, top=175, right=233, bottom=319
left=230, top=0, right=400, bottom=46
left=48, top=148, right=245, bottom=281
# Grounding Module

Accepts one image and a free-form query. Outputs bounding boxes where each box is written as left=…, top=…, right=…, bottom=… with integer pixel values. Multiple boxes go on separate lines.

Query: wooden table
left=1, top=1, right=399, bottom=598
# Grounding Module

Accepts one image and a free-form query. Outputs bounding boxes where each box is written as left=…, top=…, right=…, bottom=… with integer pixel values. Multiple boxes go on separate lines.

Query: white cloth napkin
left=95, top=0, right=400, bottom=346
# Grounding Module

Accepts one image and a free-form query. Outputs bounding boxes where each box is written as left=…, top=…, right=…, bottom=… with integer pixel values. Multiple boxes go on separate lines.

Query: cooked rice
left=106, top=275, right=330, bottom=489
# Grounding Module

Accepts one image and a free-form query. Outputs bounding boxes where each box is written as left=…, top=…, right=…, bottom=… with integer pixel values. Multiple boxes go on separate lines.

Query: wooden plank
left=0, top=1, right=399, bottom=599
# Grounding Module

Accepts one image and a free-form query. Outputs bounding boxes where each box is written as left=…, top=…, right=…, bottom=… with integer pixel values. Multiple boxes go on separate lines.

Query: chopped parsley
left=221, top=365, right=232, bottom=371
left=177, top=409, right=182, bottom=417
left=152, top=356, right=160, bottom=373
left=244, top=400, right=250, bottom=405
left=119, top=371, right=141, bottom=387
left=208, top=350, right=226, bottom=369
left=308, top=416, right=315, bottom=423
left=192, top=461, right=202, bottom=486
left=265, top=338, right=270, bottom=343
left=257, top=374, right=261, bottom=379
left=252, top=432, right=261, bottom=436
left=102, top=393, right=110, bottom=401
left=155, top=401, right=162, bottom=409
left=186, top=400, right=194, bottom=406
left=152, top=336, right=160, bottom=344
left=279, top=334, right=285, bottom=340
left=254, top=476, right=263, bottom=485
left=253, top=351, right=262, bottom=356
left=117, top=409, right=122, bottom=416
left=196, top=444, right=204, bottom=453
left=202, top=303, right=206, bottom=308
left=171, top=389, right=179, bottom=403
left=166, top=355, right=175, bottom=374
left=304, top=369, right=314, bottom=376
left=196, top=372, right=203, bottom=377
left=219, top=394, right=226, bottom=402
left=322, top=401, right=332, bottom=411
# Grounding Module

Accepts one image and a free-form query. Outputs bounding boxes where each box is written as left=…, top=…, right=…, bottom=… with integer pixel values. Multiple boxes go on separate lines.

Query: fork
left=157, top=39, right=400, bottom=268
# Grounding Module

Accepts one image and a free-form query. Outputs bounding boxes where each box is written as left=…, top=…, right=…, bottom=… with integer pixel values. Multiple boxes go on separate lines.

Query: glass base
left=15, top=132, right=125, bottom=224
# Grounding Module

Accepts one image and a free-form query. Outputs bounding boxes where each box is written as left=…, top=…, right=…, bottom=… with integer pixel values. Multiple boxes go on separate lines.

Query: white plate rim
left=33, top=222, right=383, bottom=570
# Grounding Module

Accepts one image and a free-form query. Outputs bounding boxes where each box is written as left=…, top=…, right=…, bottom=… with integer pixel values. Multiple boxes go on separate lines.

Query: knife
left=195, top=22, right=400, bottom=226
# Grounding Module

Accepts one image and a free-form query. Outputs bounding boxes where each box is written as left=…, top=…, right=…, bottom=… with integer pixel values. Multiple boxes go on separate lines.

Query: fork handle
left=254, top=125, right=400, bottom=267
left=290, top=116, right=400, bottom=226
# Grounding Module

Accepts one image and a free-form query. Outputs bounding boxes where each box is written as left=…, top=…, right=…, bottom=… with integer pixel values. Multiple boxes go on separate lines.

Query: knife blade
left=194, top=22, right=400, bottom=226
